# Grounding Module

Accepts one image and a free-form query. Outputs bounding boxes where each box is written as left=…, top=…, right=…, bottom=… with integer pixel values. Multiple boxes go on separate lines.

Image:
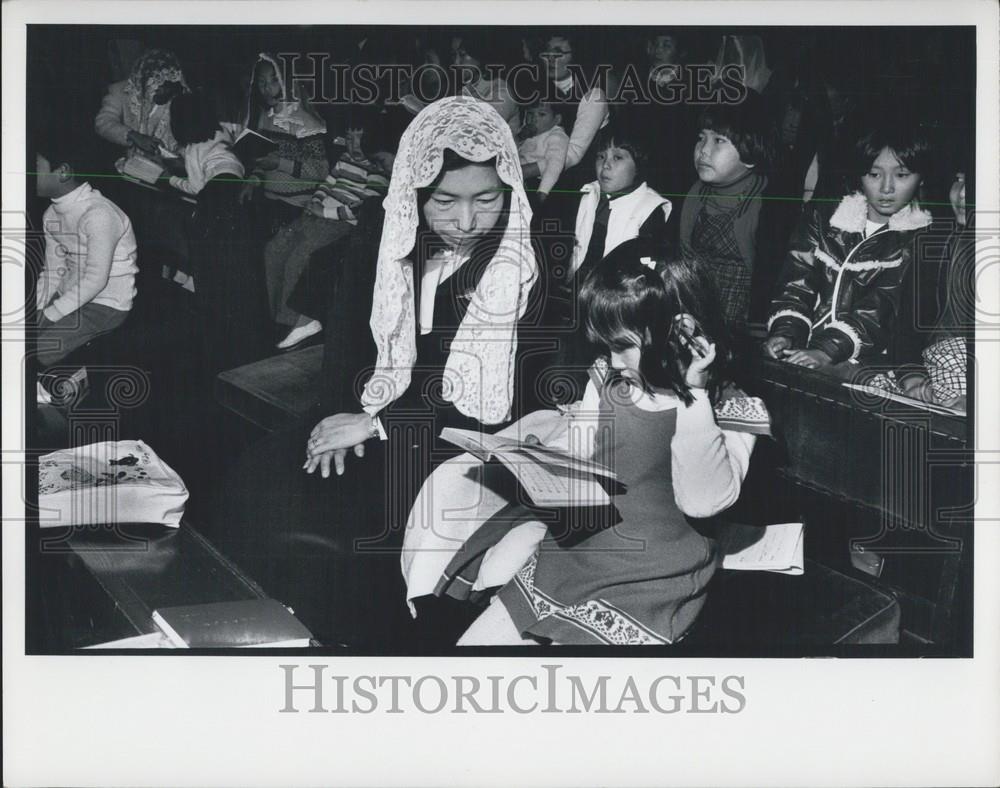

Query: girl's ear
left=55, top=163, right=73, bottom=181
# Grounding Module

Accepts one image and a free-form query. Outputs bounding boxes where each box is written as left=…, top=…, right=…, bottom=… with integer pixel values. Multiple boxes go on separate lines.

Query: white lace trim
left=361, top=96, right=537, bottom=424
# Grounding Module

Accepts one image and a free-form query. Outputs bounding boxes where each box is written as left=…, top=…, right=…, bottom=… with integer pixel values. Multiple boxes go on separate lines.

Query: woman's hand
left=303, top=412, right=374, bottom=477
left=785, top=349, right=833, bottom=369
left=305, top=446, right=365, bottom=478
left=762, top=335, right=792, bottom=359
left=127, top=130, right=161, bottom=156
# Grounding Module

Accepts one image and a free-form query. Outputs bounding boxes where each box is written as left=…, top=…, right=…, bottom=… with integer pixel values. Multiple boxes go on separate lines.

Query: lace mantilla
left=362, top=96, right=537, bottom=424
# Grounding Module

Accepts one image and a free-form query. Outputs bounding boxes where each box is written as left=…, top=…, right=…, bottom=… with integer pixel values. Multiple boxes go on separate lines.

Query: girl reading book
left=403, top=239, right=770, bottom=645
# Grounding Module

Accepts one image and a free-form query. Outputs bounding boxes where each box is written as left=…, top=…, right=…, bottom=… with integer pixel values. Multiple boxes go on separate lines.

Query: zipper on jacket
left=814, top=224, right=889, bottom=329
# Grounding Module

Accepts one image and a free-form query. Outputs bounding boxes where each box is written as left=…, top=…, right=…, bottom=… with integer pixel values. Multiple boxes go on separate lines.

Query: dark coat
left=767, top=192, right=933, bottom=363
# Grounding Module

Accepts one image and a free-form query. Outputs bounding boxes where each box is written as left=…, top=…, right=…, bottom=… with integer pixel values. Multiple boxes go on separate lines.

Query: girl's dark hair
left=697, top=88, right=776, bottom=170
left=170, top=89, right=221, bottom=147
left=414, top=148, right=511, bottom=271
left=579, top=238, right=731, bottom=404
left=852, top=121, right=934, bottom=177
left=593, top=119, right=652, bottom=182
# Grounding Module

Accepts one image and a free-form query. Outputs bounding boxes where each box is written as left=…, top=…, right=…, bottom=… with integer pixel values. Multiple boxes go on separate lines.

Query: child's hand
left=784, top=349, right=833, bottom=369
left=684, top=336, right=716, bottom=389
left=762, top=335, right=792, bottom=359
left=899, top=372, right=932, bottom=402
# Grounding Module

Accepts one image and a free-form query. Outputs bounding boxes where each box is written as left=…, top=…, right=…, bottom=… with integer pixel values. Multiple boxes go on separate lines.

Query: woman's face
left=861, top=147, right=922, bottom=222
left=542, top=36, right=573, bottom=81
left=255, top=62, right=282, bottom=108
left=422, top=162, right=505, bottom=253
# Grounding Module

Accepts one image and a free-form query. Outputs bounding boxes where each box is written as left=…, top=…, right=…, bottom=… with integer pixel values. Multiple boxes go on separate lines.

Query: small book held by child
left=151, top=598, right=313, bottom=648
left=439, top=427, right=618, bottom=508
left=717, top=522, right=805, bottom=575
left=121, top=154, right=165, bottom=185
left=232, top=128, right=278, bottom=161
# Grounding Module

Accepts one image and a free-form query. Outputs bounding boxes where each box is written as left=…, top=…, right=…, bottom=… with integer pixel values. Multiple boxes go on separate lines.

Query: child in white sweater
left=34, top=139, right=138, bottom=368
left=168, top=91, right=245, bottom=196
left=518, top=101, right=570, bottom=201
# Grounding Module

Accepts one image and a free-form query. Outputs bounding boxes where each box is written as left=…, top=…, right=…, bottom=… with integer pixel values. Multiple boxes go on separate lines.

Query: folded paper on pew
left=38, top=440, right=188, bottom=528
left=718, top=522, right=804, bottom=575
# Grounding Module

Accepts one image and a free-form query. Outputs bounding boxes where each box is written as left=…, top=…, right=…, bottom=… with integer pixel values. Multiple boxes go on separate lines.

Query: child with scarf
left=95, top=48, right=188, bottom=156
left=210, top=98, right=538, bottom=647
left=242, top=53, right=329, bottom=224
left=678, top=91, right=774, bottom=329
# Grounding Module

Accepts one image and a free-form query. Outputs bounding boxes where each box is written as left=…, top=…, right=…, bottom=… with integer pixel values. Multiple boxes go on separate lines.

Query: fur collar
left=829, top=192, right=933, bottom=233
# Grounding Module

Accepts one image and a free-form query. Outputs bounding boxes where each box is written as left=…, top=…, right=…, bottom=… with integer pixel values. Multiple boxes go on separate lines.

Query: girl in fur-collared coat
left=763, top=125, right=934, bottom=368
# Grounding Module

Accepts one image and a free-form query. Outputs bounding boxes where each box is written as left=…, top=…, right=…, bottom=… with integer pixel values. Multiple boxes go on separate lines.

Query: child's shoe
left=276, top=319, right=323, bottom=350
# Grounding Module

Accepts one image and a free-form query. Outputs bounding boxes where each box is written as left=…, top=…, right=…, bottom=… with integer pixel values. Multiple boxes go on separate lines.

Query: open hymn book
left=440, top=428, right=618, bottom=507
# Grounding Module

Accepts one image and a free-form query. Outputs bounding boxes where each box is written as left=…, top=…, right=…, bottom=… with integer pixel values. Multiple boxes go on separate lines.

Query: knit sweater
left=36, top=183, right=138, bottom=320
left=518, top=125, right=570, bottom=196
left=311, top=153, right=389, bottom=224
left=168, top=130, right=245, bottom=196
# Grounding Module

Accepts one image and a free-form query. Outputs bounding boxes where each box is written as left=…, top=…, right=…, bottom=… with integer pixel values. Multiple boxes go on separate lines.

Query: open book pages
left=718, top=522, right=804, bottom=575
left=842, top=383, right=965, bottom=416
left=232, top=128, right=278, bottom=160
left=440, top=427, right=616, bottom=508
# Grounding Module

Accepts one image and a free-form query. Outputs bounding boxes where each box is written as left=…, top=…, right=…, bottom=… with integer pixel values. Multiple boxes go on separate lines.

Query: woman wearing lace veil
left=210, top=96, right=538, bottom=648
